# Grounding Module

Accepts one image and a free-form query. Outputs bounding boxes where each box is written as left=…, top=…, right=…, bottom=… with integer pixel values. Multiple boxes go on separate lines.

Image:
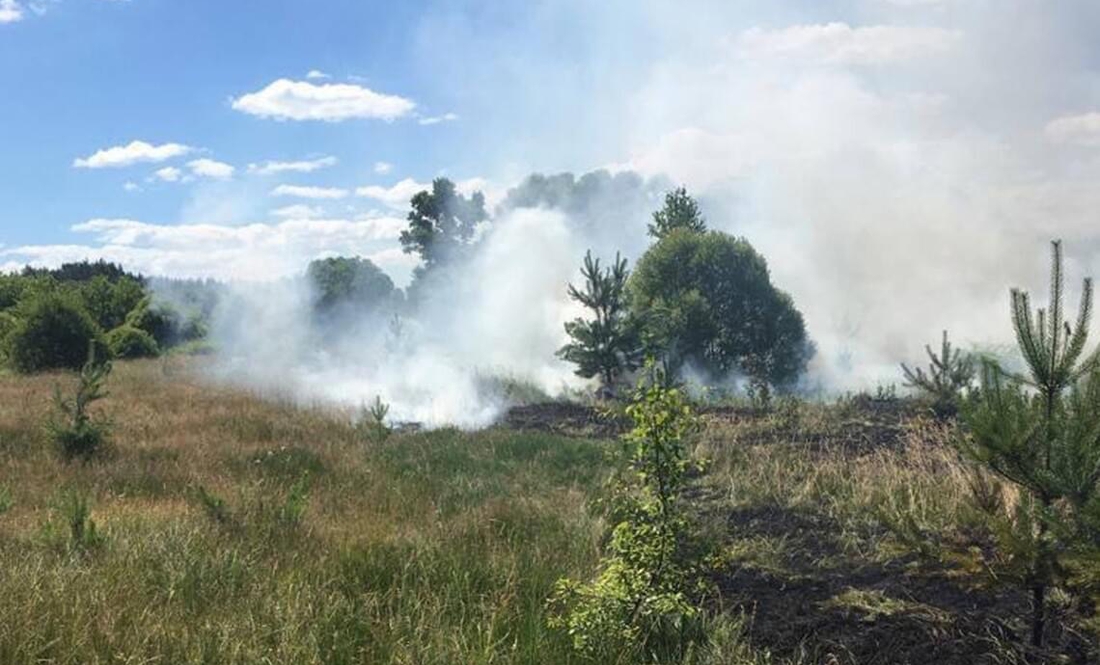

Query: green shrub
left=125, top=297, right=181, bottom=348
left=105, top=325, right=160, bottom=359
left=6, top=293, right=106, bottom=373
left=549, top=366, right=707, bottom=660
left=46, top=346, right=112, bottom=462
left=58, top=490, right=104, bottom=553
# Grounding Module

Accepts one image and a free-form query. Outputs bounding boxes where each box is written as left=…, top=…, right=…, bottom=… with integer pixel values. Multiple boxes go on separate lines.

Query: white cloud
left=153, top=166, right=183, bottom=182
left=373, top=161, right=393, bottom=175
left=123, top=181, right=141, bottom=192
left=356, top=176, right=500, bottom=210
left=271, top=204, right=325, bottom=219
left=188, top=158, right=235, bottom=179
left=418, top=112, right=459, bottom=125
left=738, top=23, right=961, bottom=65
left=231, top=78, right=416, bottom=122
left=74, top=140, right=192, bottom=169
left=1045, top=112, right=1100, bottom=146
left=271, top=184, right=349, bottom=199
left=1, top=216, right=413, bottom=281
left=306, top=69, right=331, bottom=80
left=356, top=178, right=428, bottom=209
left=247, top=156, right=338, bottom=175
left=0, top=0, right=23, bottom=23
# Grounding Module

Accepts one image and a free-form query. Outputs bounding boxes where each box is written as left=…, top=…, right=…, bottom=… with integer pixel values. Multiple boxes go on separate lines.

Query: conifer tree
left=900, top=330, right=974, bottom=417
left=647, top=187, right=706, bottom=240
left=962, top=240, right=1100, bottom=646
left=558, top=251, right=642, bottom=395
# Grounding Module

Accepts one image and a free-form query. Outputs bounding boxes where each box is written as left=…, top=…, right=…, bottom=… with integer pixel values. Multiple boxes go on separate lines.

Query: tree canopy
left=399, top=178, right=488, bottom=271
left=307, top=256, right=397, bottom=318
left=648, top=187, right=706, bottom=240
left=628, top=229, right=812, bottom=389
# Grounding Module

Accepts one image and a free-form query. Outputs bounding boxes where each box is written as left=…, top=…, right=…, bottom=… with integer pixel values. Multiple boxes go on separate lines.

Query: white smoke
left=207, top=207, right=591, bottom=428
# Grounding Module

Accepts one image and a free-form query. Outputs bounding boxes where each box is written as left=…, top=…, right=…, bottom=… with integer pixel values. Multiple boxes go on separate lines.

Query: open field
left=0, top=360, right=1096, bottom=664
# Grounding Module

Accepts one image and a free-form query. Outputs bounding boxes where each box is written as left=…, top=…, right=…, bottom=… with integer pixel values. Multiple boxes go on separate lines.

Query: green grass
left=0, top=361, right=616, bottom=665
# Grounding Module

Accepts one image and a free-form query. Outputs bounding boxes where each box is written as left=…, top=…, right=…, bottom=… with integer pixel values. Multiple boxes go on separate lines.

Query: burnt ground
left=502, top=397, right=1099, bottom=664
left=710, top=503, right=1092, bottom=665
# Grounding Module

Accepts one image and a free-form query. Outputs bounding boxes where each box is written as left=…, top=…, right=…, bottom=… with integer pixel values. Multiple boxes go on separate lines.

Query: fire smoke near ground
left=209, top=174, right=667, bottom=428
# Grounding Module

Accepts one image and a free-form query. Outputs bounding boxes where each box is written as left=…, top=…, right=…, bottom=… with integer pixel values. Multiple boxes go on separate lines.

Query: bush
left=105, top=325, right=160, bottom=359
left=125, top=297, right=181, bottom=348
left=549, top=367, right=707, bottom=660
left=629, top=230, right=813, bottom=390
left=46, top=346, right=112, bottom=462
left=6, top=293, right=106, bottom=373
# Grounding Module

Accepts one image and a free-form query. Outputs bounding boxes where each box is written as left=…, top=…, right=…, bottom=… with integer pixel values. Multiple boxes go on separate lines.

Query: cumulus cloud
left=152, top=166, right=182, bottom=182
left=123, top=181, right=141, bottom=192
left=306, top=69, right=330, bottom=80
left=247, top=156, right=338, bottom=175
left=0, top=0, right=23, bottom=23
left=73, top=140, right=192, bottom=169
left=188, top=158, right=235, bottom=179
left=355, top=178, right=427, bottom=209
left=271, top=184, right=350, bottom=199
left=1045, top=112, right=1100, bottom=146
left=373, top=161, right=393, bottom=175
left=355, top=176, right=498, bottom=210
left=271, top=204, right=325, bottom=219
left=1, top=216, right=413, bottom=281
left=231, top=78, right=416, bottom=122
left=738, top=22, right=961, bottom=65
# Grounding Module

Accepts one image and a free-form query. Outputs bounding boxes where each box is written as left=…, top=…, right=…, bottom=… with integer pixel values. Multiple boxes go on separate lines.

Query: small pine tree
left=900, top=330, right=975, bottom=417
left=558, top=251, right=643, bottom=396
left=647, top=187, right=706, bottom=240
left=47, top=343, right=112, bottom=462
left=961, top=240, right=1100, bottom=647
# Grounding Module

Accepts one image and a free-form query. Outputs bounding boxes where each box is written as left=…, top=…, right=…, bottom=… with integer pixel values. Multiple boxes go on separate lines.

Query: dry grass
left=0, top=360, right=615, bottom=665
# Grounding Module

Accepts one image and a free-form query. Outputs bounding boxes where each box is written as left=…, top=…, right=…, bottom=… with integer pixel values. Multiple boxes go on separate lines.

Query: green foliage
left=125, top=296, right=182, bottom=348
left=46, top=345, right=112, bottom=462
left=194, top=485, right=234, bottom=527
left=648, top=187, right=707, bottom=240
left=357, top=395, right=392, bottom=442
left=81, top=274, right=145, bottom=331
left=399, top=177, right=488, bottom=272
left=6, top=291, right=106, bottom=373
left=629, top=230, right=812, bottom=390
left=901, top=330, right=975, bottom=418
left=0, top=485, right=12, bottom=516
left=277, top=475, right=311, bottom=528
left=58, top=490, right=104, bottom=553
left=106, top=324, right=160, bottom=359
left=307, top=255, right=397, bottom=319
left=550, top=369, right=706, bottom=661
left=960, top=240, right=1100, bottom=646
left=558, top=251, right=643, bottom=395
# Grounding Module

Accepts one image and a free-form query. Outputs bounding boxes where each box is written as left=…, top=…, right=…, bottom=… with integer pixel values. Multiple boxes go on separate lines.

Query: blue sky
left=2, top=0, right=1100, bottom=339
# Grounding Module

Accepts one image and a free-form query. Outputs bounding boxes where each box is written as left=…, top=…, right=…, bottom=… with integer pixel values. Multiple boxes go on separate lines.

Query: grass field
left=0, top=361, right=1095, bottom=664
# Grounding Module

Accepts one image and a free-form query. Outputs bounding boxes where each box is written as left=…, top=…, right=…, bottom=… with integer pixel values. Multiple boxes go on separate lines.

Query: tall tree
left=629, top=229, right=812, bottom=390
left=558, top=251, right=642, bottom=394
left=962, top=240, right=1100, bottom=646
left=399, top=178, right=488, bottom=271
left=647, top=187, right=706, bottom=240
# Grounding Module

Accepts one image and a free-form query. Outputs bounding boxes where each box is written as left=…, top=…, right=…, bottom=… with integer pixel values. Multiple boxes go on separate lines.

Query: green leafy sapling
left=901, top=330, right=974, bottom=417
left=549, top=364, right=705, bottom=660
